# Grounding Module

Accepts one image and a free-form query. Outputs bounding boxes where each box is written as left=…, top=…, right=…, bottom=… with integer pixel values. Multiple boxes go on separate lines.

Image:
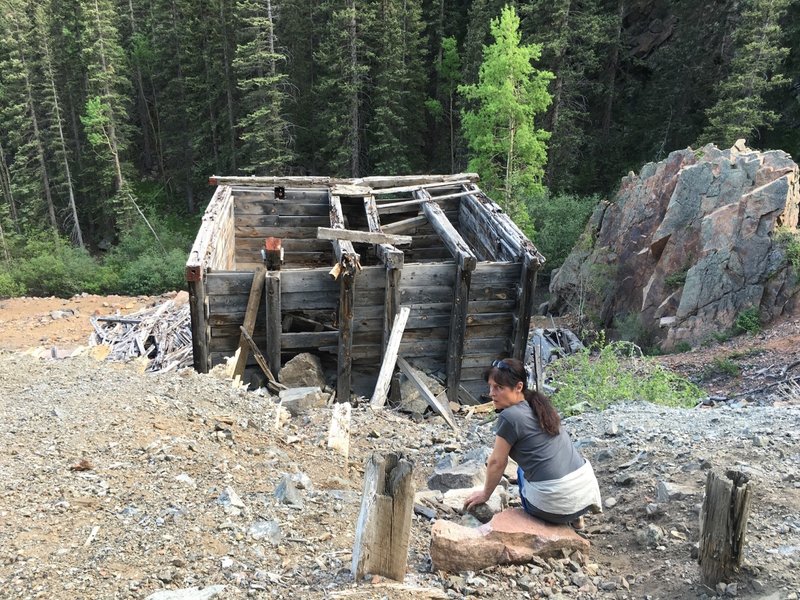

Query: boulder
left=442, top=486, right=508, bottom=523
left=548, top=142, right=800, bottom=349
left=430, top=508, right=590, bottom=572
left=428, top=460, right=486, bottom=492
left=278, top=353, right=326, bottom=388
left=398, top=369, right=445, bottom=414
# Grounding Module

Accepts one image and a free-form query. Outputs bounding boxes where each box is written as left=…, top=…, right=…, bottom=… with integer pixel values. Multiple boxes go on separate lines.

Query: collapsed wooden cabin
left=185, top=174, right=545, bottom=403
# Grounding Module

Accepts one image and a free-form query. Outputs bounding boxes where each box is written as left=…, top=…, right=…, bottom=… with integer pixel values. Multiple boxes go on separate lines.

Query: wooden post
left=187, top=277, right=210, bottom=373
left=533, top=340, right=544, bottom=394
left=383, top=259, right=402, bottom=354
left=263, top=237, right=282, bottom=270
left=337, top=269, right=355, bottom=402
left=232, top=266, right=266, bottom=381
left=512, top=253, right=538, bottom=361
left=352, top=452, right=415, bottom=581
left=266, top=273, right=282, bottom=378
left=446, top=259, right=473, bottom=403
left=327, top=402, right=352, bottom=460
left=698, top=470, right=753, bottom=588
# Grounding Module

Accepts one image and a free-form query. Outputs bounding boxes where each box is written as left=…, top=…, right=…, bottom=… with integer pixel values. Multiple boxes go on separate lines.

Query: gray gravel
left=1, top=350, right=798, bottom=599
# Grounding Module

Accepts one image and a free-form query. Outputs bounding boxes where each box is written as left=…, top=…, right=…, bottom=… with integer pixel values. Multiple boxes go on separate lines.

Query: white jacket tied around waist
left=520, top=459, right=602, bottom=515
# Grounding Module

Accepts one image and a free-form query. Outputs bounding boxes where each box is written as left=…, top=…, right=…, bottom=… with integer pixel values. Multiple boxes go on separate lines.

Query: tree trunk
left=349, top=0, right=360, bottom=177
left=219, top=0, right=238, bottom=172
left=0, top=141, right=20, bottom=234
left=601, top=0, right=624, bottom=139
left=544, top=1, right=571, bottom=187
left=127, top=0, right=155, bottom=172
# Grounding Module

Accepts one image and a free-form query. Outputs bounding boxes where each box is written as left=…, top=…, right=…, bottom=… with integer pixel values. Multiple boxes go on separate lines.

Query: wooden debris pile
left=89, top=293, right=193, bottom=372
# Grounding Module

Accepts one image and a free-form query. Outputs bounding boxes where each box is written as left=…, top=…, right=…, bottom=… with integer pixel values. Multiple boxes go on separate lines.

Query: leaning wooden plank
left=418, top=190, right=477, bottom=270
left=327, top=402, right=352, bottom=460
left=232, top=266, right=266, bottom=381
left=317, top=227, right=412, bottom=247
left=239, top=326, right=285, bottom=392
left=352, top=453, right=415, bottom=581
left=396, top=356, right=458, bottom=432
left=370, top=306, right=411, bottom=408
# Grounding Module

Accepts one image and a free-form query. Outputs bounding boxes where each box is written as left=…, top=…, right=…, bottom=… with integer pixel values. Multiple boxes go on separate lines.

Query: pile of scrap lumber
left=89, top=292, right=193, bottom=372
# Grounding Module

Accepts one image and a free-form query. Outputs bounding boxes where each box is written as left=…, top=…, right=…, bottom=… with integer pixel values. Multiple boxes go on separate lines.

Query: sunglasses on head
left=492, top=359, right=512, bottom=371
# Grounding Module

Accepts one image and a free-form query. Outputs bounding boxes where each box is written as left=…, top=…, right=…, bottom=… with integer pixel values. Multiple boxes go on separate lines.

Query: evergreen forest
left=0, top=0, right=798, bottom=297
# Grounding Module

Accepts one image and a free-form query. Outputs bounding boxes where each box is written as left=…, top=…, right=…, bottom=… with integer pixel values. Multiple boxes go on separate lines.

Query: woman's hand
left=463, top=489, right=491, bottom=511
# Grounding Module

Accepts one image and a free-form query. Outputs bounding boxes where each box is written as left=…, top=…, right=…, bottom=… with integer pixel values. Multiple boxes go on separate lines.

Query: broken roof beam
left=317, top=227, right=412, bottom=247
left=417, top=190, right=477, bottom=271
left=328, top=195, right=360, bottom=269
left=363, top=195, right=404, bottom=270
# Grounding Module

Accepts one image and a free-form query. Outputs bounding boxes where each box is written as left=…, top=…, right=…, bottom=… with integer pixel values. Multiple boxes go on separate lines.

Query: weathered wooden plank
left=329, top=194, right=359, bottom=267
left=232, top=266, right=266, bottom=380
left=213, top=173, right=478, bottom=188
left=471, top=262, right=522, bottom=285
left=352, top=453, right=415, bottom=581
left=383, top=265, right=402, bottom=352
left=186, top=185, right=233, bottom=279
left=281, top=331, right=340, bottom=349
left=397, top=357, right=458, bottom=431
left=234, top=226, right=319, bottom=240
left=318, top=227, right=412, bottom=247
left=234, top=238, right=334, bottom=252
left=279, top=268, right=341, bottom=293
left=234, top=216, right=332, bottom=230
left=381, top=214, right=428, bottom=235
left=327, top=402, right=352, bottom=460
left=234, top=198, right=330, bottom=215
left=465, top=323, right=514, bottom=339
left=370, top=306, right=411, bottom=408
left=469, top=284, right=518, bottom=302
left=399, top=286, right=455, bottom=304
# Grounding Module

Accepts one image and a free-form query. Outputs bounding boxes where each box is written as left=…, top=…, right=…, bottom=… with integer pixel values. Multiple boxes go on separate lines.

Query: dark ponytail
left=484, top=357, right=561, bottom=436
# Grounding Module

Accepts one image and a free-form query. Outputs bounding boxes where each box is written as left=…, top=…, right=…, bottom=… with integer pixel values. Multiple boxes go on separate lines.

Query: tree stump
left=698, top=469, right=753, bottom=587
left=352, top=452, right=415, bottom=581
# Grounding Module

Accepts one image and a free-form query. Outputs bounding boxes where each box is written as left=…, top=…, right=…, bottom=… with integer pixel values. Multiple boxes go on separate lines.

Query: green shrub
left=548, top=340, right=704, bottom=415
left=0, top=269, right=24, bottom=298
left=733, top=308, right=761, bottom=334
left=702, top=357, right=741, bottom=380
left=525, top=192, right=598, bottom=276
left=664, top=269, right=688, bottom=288
left=774, top=226, right=800, bottom=270
left=9, top=237, right=104, bottom=297
left=673, top=341, right=692, bottom=353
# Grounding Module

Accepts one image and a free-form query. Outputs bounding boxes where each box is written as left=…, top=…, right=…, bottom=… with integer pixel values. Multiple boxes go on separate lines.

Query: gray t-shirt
left=496, top=401, right=584, bottom=482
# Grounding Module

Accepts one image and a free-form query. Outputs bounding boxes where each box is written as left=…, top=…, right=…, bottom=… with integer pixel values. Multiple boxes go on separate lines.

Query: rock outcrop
left=548, top=141, right=800, bottom=349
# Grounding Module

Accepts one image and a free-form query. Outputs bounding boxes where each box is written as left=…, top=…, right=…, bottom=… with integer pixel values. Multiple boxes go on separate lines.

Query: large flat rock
left=430, top=508, right=590, bottom=572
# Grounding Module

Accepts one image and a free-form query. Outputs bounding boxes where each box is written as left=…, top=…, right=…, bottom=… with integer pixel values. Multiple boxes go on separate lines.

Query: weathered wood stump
left=698, top=469, right=753, bottom=587
left=352, top=452, right=415, bottom=581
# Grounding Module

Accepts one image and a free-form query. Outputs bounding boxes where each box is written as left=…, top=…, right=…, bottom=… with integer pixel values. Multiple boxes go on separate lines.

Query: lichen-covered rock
left=548, top=141, right=800, bottom=348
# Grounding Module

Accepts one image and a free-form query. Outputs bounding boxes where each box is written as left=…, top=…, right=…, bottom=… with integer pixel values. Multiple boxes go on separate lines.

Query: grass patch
left=548, top=340, right=704, bottom=415
left=733, top=308, right=761, bottom=334
left=701, top=357, right=741, bottom=380
left=774, top=226, right=800, bottom=270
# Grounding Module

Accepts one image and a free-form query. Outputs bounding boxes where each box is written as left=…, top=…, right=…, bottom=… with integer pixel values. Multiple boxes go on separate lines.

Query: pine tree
left=79, top=0, right=134, bottom=231
left=698, top=0, right=791, bottom=147
left=313, top=0, right=373, bottom=176
left=0, top=0, right=59, bottom=235
left=425, top=36, right=462, bottom=173
left=460, top=5, right=553, bottom=233
left=366, top=0, right=427, bottom=175
left=234, top=0, right=295, bottom=174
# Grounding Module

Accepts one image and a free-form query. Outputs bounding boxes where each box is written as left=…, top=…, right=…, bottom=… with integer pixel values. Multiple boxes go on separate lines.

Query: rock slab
left=430, top=508, right=590, bottom=572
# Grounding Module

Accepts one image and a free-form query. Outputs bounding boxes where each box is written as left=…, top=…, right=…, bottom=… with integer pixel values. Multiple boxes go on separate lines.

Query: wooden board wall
left=232, top=187, right=334, bottom=269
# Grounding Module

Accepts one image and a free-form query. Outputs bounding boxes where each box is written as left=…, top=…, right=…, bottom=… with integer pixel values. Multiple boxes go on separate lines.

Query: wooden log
left=329, top=195, right=360, bottom=268
left=363, top=195, right=403, bottom=269
left=698, top=470, right=753, bottom=588
left=211, top=173, right=478, bottom=189
left=419, top=190, right=477, bottom=270
left=232, top=267, right=266, bottom=381
left=327, top=402, right=352, bottom=460
left=266, top=274, right=282, bottom=377
left=317, top=226, right=412, bottom=247
left=352, top=452, right=415, bottom=581
left=397, top=356, right=458, bottom=432
left=370, top=306, right=411, bottom=408
left=383, top=264, right=402, bottom=351
left=533, top=340, right=543, bottom=394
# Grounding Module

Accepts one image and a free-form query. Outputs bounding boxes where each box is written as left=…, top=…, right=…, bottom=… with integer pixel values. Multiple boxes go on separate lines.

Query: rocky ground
left=0, top=296, right=799, bottom=600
